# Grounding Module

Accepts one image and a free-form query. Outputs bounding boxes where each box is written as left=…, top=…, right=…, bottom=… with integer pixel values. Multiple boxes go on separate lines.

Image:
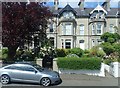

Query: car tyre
left=0, top=75, right=10, bottom=84
left=40, top=77, right=51, bottom=87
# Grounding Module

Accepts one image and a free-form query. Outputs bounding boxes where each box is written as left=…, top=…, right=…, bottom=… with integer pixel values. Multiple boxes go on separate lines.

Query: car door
left=10, top=65, right=41, bottom=83
left=21, top=65, right=42, bottom=83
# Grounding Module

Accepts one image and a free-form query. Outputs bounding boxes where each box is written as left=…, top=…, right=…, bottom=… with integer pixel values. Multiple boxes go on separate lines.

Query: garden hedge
left=57, top=57, right=101, bottom=70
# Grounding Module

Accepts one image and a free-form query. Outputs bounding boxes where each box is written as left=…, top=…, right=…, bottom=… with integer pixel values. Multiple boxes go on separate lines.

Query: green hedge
left=57, top=57, right=101, bottom=70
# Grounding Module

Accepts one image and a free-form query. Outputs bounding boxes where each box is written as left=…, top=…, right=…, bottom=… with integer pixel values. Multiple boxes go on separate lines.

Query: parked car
left=0, top=62, right=62, bottom=86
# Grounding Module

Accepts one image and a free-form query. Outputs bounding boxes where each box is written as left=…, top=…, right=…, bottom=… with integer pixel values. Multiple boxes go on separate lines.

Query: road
left=0, top=74, right=119, bottom=87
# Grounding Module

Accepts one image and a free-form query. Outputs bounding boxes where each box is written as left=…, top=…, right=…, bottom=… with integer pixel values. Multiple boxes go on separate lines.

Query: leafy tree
left=101, top=42, right=115, bottom=56
left=101, top=32, right=120, bottom=43
left=113, top=43, right=120, bottom=57
left=2, top=2, right=52, bottom=60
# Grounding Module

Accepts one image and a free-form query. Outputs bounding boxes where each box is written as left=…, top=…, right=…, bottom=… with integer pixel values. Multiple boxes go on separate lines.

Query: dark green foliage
left=56, top=49, right=68, bottom=57
left=101, top=42, right=115, bottom=55
left=113, top=43, right=120, bottom=57
left=101, top=32, right=120, bottom=43
left=69, top=48, right=83, bottom=57
left=16, top=50, right=35, bottom=61
left=57, top=57, right=101, bottom=70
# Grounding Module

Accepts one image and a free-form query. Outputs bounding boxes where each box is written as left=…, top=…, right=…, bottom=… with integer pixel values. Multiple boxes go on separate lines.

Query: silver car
left=0, top=62, right=62, bottom=86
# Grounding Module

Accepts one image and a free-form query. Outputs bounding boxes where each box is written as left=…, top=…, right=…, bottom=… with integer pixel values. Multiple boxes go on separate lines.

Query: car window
left=4, top=64, right=35, bottom=72
left=4, top=66, right=16, bottom=69
left=23, top=66, right=35, bottom=72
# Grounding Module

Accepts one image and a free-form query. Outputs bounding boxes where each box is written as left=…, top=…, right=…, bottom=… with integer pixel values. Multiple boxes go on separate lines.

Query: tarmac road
left=0, top=74, right=119, bottom=87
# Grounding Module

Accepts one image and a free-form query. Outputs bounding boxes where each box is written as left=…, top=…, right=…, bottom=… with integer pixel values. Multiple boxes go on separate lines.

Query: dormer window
left=63, top=12, right=75, bottom=19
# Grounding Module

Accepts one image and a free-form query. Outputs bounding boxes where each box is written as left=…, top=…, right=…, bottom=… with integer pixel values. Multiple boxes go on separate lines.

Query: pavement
left=59, top=74, right=118, bottom=86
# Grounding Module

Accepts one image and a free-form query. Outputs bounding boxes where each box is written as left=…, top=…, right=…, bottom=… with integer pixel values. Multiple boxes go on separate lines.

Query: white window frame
left=109, top=24, right=114, bottom=33
left=62, top=23, right=72, bottom=35
left=97, top=23, right=102, bottom=35
left=80, top=24, right=84, bottom=35
left=92, top=24, right=95, bottom=35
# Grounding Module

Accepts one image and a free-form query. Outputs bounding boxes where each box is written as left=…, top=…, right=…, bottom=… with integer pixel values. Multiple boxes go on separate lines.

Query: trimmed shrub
left=69, top=48, right=83, bottom=57
left=66, top=54, right=79, bottom=58
left=56, top=49, right=68, bottom=57
left=57, top=57, right=101, bottom=70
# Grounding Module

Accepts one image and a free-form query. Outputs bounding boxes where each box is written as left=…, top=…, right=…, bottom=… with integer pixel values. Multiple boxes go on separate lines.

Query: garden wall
left=59, top=63, right=105, bottom=77
left=104, top=62, right=120, bottom=77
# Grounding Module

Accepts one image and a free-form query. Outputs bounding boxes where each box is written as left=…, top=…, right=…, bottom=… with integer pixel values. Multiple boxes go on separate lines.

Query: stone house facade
left=46, top=0, right=120, bottom=50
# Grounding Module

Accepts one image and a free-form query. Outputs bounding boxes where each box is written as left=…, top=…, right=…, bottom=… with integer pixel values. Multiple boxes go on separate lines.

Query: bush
left=113, top=43, right=120, bottom=57
left=15, top=50, right=35, bottom=61
left=57, top=57, right=101, bottom=70
left=89, top=46, right=98, bottom=57
left=101, top=42, right=115, bottom=55
left=1, top=48, right=8, bottom=59
left=69, top=48, right=83, bottom=57
left=97, top=49, right=106, bottom=57
left=66, top=54, right=79, bottom=58
left=56, top=49, right=68, bottom=57
left=89, top=46, right=105, bottom=57
left=103, top=58, right=118, bottom=65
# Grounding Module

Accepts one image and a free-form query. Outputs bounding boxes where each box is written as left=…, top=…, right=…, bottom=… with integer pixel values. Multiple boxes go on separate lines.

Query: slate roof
left=50, top=4, right=119, bottom=18
left=59, top=4, right=77, bottom=16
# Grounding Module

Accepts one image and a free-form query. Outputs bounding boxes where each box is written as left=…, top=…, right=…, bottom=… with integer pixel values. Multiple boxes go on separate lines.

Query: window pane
left=23, top=66, right=35, bottom=72
left=49, top=24, right=53, bottom=32
left=65, top=40, right=71, bottom=49
left=109, top=24, right=114, bottom=33
left=92, top=24, right=95, bottom=35
left=97, top=24, right=102, bottom=34
left=65, top=24, right=72, bottom=35
left=80, top=25, right=84, bottom=35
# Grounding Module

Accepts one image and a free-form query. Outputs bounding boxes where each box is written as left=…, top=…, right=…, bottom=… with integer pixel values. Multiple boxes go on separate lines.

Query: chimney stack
left=54, top=0, right=59, bottom=10
left=78, top=0, right=84, bottom=11
left=102, top=0, right=110, bottom=11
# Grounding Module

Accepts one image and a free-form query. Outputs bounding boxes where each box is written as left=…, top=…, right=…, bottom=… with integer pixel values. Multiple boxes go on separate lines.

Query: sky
left=45, top=0, right=120, bottom=8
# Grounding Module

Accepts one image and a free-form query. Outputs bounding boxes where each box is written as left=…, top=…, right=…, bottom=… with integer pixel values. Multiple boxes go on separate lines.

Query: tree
left=101, top=42, right=115, bottom=56
left=101, top=32, right=120, bottom=43
left=2, top=2, right=52, bottom=61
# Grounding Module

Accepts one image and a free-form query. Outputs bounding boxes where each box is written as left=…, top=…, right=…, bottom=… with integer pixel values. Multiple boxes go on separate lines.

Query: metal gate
left=42, top=55, right=53, bottom=69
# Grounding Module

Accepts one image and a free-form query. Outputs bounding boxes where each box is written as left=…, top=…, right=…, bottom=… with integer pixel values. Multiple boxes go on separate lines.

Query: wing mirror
left=35, top=70, right=38, bottom=73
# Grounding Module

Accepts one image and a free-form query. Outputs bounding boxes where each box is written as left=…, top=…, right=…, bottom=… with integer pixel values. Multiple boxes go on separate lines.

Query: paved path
left=59, top=74, right=118, bottom=86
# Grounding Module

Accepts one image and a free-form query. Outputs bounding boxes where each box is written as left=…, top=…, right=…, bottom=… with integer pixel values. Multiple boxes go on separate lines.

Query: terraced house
left=46, top=0, right=120, bottom=50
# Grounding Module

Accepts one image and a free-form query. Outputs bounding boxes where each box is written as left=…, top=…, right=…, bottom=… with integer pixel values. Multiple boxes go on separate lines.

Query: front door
left=79, top=40, right=85, bottom=50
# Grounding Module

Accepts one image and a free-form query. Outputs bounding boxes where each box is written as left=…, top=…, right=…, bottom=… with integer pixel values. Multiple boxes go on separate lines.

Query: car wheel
left=41, top=77, right=51, bottom=87
left=0, top=75, right=10, bottom=84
